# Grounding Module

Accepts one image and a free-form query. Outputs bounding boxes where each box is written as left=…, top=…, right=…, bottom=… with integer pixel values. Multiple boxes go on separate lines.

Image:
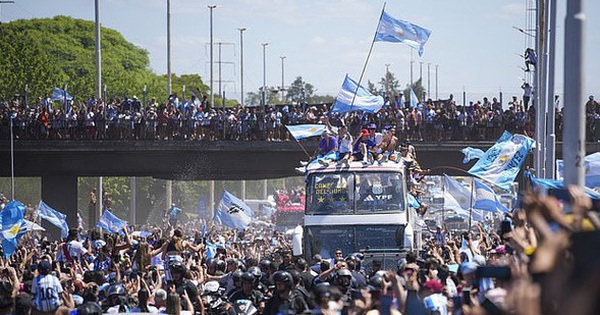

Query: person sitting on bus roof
left=349, top=129, right=376, bottom=164
left=335, top=124, right=353, bottom=165
left=314, top=129, right=338, bottom=166
left=367, top=123, right=384, bottom=162
left=377, top=125, right=399, bottom=163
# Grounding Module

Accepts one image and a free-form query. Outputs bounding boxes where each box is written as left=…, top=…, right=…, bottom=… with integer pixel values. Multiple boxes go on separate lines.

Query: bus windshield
left=304, top=225, right=405, bottom=259
left=307, top=172, right=405, bottom=214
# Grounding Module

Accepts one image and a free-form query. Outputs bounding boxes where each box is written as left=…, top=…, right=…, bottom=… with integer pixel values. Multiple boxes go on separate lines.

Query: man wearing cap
left=350, top=129, right=376, bottom=164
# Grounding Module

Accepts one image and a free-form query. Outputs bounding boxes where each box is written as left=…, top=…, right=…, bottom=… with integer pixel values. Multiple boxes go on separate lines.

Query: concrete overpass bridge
left=1, top=139, right=597, bottom=231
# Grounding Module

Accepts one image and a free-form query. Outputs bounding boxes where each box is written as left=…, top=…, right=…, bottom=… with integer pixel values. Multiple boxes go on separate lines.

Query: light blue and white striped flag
left=331, top=75, right=384, bottom=114
left=214, top=190, right=253, bottom=230
left=37, top=201, right=69, bottom=239
left=407, top=194, right=421, bottom=209
left=473, top=180, right=510, bottom=213
left=285, top=124, right=335, bottom=140
left=375, top=11, right=432, bottom=56
left=97, top=211, right=128, bottom=234
left=468, top=131, right=534, bottom=190
left=0, top=201, right=26, bottom=258
left=409, top=88, right=419, bottom=108
left=443, top=175, right=485, bottom=222
left=461, top=147, right=485, bottom=164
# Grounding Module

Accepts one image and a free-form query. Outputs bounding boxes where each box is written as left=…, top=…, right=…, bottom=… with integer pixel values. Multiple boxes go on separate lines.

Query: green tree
left=0, top=16, right=208, bottom=103
left=286, top=77, right=314, bottom=105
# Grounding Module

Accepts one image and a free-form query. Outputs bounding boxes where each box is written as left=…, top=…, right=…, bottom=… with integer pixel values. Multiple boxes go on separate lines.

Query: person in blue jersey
left=32, top=260, right=71, bottom=314
left=166, top=204, right=182, bottom=228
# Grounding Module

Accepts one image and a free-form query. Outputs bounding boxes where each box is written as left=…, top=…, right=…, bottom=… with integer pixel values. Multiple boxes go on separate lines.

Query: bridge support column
left=41, top=175, right=78, bottom=240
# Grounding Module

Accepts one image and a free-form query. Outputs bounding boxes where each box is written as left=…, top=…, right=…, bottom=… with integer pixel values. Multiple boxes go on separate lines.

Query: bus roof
left=296, top=160, right=406, bottom=176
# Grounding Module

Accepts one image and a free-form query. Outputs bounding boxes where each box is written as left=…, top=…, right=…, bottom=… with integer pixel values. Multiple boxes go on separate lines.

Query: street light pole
left=427, top=63, right=431, bottom=100
left=95, top=0, right=101, bottom=100
left=208, top=5, right=217, bottom=108
left=563, top=0, right=585, bottom=187
left=280, top=56, right=286, bottom=101
left=238, top=28, right=246, bottom=106
left=167, top=0, right=172, bottom=96
left=385, top=64, right=390, bottom=100
left=435, top=64, right=439, bottom=99
left=0, top=1, right=15, bottom=23
left=262, top=43, right=269, bottom=118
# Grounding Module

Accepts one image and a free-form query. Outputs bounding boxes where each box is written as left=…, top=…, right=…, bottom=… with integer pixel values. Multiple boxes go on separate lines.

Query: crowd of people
left=1, top=184, right=599, bottom=315
left=2, top=92, right=600, bottom=142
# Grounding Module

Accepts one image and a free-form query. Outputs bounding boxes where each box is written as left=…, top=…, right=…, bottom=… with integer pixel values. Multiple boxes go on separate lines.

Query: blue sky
left=2, top=0, right=599, bottom=103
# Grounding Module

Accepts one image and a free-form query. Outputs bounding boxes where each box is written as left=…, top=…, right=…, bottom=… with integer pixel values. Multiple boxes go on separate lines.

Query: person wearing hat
left=349, top=129, right=376, bottom=164
left=32, top=260, right=70, bottom=314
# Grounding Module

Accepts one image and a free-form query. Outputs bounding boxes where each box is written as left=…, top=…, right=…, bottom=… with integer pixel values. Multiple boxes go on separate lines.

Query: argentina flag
left=375, top=11, right=432, bottom=56
left=37, top=201, right=69, bottom=239
left=214, top=190, right=253, bottom=230
left=443, top=175, right=485, bottom=222
left=0, top=201, right=26, bottom=258
left=285, top=124, right=334, bottom=140
left=409, top=88, right=419, bottom=108
left=51, top=87, right=73, bottom=102
left=473, top=180, right=510, bottom=213
left=468, top=131, right=534, bottom=190
left=97, top=210, right=128, bottom=233
left=331, top=75, right=384, bottom=114
left=461, top=147, right=485, bottom=164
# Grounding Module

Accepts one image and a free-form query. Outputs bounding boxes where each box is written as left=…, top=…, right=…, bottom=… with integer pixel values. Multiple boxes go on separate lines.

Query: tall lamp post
left=280, top=56, right=286, bottom=101
left=238, top=27, right=246, bottom=106
left=261, top=43, right=269, bottom=118
left=208, top=5, right=217, bottom=108
left=167, top=0, right=172, bottom=96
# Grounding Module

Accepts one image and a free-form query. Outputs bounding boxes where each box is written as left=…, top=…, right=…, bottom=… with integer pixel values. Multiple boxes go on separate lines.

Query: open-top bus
left=296, top=160, right=413, bottom=269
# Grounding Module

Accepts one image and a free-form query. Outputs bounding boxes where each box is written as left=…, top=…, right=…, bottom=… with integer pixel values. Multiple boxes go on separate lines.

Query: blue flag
left=468, top=131, right=534, bottom=190
left=556, top=152, right=600, bottom=188
left=200, top=223, right=207, bottom=238
left=409, top=88, right=419, bottom=108
left=51, top=87, right=73, bottom=102
left=527, top=172, right=600, bottom=200
left=37, top=201, right=69, bottom=239
left=97, top=211, right=128, bottom=234
left=375, top=11, right=432, bottom=56
left=285, top=124, right=333, bottom=140
left=473, top=180, right=510, bottom=213
left=443, top=175, right=485, bottom=222
left=0, top=201, right=26, bottom=258
left=461, top=147, right=485, bottom=164
left=214, top=190, right=253, bottom=230
left=407, top=194, right=421, bottom=209
left=332, top=75, right=384, bottom=114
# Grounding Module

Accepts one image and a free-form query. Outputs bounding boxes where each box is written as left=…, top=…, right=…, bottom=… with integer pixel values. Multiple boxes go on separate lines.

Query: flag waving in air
left=97, top=211, right=128, bottom=234
left=214, top=190, right=253, bottom=230
left=468, top=131, right=534, bottom=190
left=332, top=75, right=384, bottom=114
left=285, top=124, right=335, bottom=140
left=0, top=201, right=26, bottom=258
left=37, top=201, right=69, bottom=239
left=375, top=11, right=432, bottom=56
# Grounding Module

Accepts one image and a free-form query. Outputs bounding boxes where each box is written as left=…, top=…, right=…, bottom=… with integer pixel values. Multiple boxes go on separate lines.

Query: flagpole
left=441, top=174, right=445, bottom=224
left=469, top=177, right=474, bottom=233
left=294, top=139, right=312, bottom=159
left=350, top=2, right=386, bottom=111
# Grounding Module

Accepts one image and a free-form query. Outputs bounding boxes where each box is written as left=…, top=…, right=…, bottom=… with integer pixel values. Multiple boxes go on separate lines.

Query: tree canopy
left=0, top=16, right=208, bottom=102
